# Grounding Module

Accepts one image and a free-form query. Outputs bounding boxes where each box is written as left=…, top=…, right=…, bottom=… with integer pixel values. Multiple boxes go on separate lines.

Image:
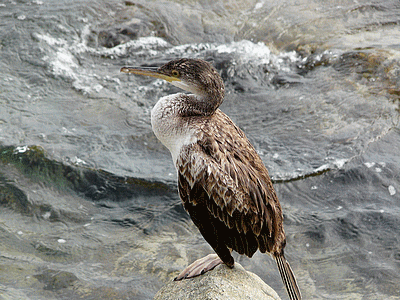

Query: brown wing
left=176, top=110, right=286, bottom=258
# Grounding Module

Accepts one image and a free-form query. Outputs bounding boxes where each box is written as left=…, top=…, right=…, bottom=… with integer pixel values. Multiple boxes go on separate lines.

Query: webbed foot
left=174, top=254, right=228, bottom=281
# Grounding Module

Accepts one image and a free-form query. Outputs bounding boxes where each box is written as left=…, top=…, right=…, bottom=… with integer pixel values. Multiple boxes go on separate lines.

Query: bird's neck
left=150, top=91, right=224, bottom=164
left=177, top=93, right=222, bottom=117
left=169, top=76, right=225, bottom=115
left=150, top=93, right=199, bottom=164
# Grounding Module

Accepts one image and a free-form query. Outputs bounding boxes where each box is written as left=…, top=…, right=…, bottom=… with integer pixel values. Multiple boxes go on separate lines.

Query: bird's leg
left=174, top=253, right=228, bottom=281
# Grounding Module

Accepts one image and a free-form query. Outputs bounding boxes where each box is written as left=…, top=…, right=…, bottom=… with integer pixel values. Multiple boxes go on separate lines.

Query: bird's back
left=177, top=109, right=287, bottom=257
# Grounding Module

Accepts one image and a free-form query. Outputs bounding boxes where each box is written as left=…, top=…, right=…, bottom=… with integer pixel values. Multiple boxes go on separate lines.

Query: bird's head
left=121, top=58, right=225, bottom=111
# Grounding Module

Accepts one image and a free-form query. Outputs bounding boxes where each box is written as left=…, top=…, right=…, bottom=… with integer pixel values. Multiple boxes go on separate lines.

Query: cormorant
left=121, top=58, right=301, bottom=300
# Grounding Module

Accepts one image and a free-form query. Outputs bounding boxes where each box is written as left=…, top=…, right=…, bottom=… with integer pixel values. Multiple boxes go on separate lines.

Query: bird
left=121, top=58, right=301, bottom=300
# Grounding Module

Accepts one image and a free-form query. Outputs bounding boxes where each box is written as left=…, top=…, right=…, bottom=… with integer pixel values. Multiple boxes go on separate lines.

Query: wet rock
left=34, top=269, right=78, bottom=291
left=0, top=177, right=31, bottom=214
left=96, top=1, right=236, bottom=47
left=154, top=263, right=281, bottom=300
left=96, top=18, right=152, bottom=48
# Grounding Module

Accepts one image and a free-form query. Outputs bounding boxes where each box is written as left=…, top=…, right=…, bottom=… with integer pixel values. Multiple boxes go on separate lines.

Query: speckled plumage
left=176, top=109, right=285, bottom=254
left=121, top=58, right=301, bottom=300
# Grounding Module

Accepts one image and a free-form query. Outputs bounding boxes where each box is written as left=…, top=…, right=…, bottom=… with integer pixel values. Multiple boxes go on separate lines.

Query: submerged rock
left=154, top=263, right=281, bottom=300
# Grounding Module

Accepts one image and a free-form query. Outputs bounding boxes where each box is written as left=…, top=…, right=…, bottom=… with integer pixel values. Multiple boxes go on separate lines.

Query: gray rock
left=154, top=263, right=282, bottom=300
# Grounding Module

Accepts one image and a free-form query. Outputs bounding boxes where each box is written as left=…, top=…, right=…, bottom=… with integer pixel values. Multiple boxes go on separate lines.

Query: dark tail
left=275, top=254, right=302, bottom=300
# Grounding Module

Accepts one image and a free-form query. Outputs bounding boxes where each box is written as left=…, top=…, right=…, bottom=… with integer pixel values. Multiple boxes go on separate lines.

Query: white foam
left=73, top=35, right=169, bottom=58
left=271, top=157, right=348, bottom=181
left=34, top=33, right=67, bottom=47
left=36, top=26, right=302, bottom=96
left=35, top=30, right=173, bottom=95
left=314, top=158, right=348, bottom=173
left=52, top=48, right=78, bottom=78
left=216, top=40, right=272, bottom=64
left=364, top=162, right=376, bottom=168
left=314, top=163, right=330, bottom=173
left=35, top=32, right=117, bottom=95
left=333, top=158, right=348, bottom=169
left=388, top=185, right=396, bottom=196
left=14, top=146, right=29, bottom=154
left=165, top=39, right=300, bottom=70
left=70, top=156, right=87, bottom=165
left=254, top=1, right=264, bottom=10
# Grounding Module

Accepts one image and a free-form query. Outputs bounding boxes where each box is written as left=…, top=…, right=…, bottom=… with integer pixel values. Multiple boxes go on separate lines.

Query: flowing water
left=1, top=0, right=400, bottom=299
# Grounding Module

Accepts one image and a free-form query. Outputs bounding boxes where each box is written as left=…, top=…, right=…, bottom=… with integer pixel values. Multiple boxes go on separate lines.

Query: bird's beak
left=120, top=66, right=180, bottom=83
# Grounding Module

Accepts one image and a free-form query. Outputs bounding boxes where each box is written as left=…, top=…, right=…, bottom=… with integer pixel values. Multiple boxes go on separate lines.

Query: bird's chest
left=151, top=95, right=198, bottom=166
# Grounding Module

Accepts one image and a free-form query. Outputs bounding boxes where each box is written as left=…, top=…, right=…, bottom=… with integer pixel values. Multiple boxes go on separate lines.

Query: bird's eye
left=171, top=70, right=180, bottom=77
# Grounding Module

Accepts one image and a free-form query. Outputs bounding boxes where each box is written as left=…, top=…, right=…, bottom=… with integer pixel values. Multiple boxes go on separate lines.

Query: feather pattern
left=122, top=58, right=301, bottom=299
left=275, top=254, right=302, bottom=300
left=177, top=109, right=301, bottom=299
left=176, top=109, right=286, bottom=257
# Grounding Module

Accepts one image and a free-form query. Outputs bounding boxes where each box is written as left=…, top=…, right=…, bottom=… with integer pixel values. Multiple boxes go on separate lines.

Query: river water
left=1, top=0, right=399, bottom=299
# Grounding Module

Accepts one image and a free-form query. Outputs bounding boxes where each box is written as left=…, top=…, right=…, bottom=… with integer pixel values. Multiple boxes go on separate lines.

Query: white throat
left=150, top=93, right=198, bottom=166
left=171, top=80, right=204, bottom=96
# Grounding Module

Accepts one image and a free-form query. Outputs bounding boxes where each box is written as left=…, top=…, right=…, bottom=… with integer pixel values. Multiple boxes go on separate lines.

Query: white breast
left=151, top=94, right=198, bottom=166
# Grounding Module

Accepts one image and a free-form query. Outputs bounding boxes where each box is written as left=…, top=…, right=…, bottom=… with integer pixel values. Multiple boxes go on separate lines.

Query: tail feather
left=275, top=254, right=302, bottom=300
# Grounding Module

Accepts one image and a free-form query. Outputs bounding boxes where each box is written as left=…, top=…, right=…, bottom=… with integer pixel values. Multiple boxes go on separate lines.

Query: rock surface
left=154, top=263, right=282, bottom=300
